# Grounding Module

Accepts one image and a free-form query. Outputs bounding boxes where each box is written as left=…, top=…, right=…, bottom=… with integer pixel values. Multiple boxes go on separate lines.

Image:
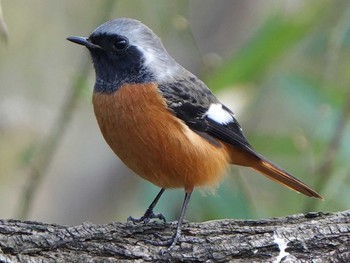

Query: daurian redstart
left=67, top=18, right=322, bottom=248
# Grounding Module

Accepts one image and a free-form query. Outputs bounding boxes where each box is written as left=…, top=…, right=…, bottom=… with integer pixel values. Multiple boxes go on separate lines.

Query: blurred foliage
left=207, top=14, right=317, bottom=89
left=0, top=0, right=350, bottom=225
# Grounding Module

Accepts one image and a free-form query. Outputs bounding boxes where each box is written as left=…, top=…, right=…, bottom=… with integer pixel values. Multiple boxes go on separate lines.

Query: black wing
left=158, top=77, right=256, bottom=155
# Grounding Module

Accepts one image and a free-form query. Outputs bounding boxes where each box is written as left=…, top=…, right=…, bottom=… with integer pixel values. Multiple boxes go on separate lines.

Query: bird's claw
left=127, top=211, right=166, bottom=224
left=143, top=229, right=181, bottom=253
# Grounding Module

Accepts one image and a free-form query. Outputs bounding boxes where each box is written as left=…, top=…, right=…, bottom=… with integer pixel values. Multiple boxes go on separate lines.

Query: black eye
left=113, top=37, right=128, bottom=51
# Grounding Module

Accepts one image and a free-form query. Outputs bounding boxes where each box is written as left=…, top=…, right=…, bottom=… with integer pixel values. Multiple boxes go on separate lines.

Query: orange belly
left=92, top=83, right=230, bottom=192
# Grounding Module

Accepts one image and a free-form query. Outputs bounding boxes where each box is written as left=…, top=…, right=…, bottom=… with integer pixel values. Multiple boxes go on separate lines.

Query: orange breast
left=92, top=83, right=230, bottom=192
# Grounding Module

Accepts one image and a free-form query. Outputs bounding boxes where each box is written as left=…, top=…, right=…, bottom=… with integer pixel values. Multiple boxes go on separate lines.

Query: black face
left=87, top=33, right=155, bottom=93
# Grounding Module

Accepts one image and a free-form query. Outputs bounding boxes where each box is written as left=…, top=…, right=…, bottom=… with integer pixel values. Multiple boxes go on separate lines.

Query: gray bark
left=0, top=211, right=349, bottom=262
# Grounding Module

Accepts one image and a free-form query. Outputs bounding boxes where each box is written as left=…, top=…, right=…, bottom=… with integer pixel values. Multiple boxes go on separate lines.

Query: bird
left=67, top=18, right=322, bottom=248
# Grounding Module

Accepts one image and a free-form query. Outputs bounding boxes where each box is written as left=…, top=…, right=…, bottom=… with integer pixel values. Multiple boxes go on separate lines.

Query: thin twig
left=0, top=0, right=9, bottom=43
left=304, top=90, right=350, bottom=211
left=304, top=3, right=350, bottom=211
left=15, top=0, right=117, bottom=219
left=16, top=57, right=91, bottom=219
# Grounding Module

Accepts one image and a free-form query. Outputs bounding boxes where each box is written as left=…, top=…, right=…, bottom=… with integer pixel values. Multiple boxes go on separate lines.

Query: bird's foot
left=127, top=209, right=166, bottom=224
left=145, top=226, right=182, bottom=253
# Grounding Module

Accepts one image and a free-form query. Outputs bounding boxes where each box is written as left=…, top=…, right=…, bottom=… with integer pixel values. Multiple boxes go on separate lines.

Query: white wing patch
left=204, top=103, right=234, bottom=125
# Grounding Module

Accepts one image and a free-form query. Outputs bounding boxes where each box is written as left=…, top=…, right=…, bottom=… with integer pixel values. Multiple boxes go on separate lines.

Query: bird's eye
left=113, top=37, right=128, bottom=51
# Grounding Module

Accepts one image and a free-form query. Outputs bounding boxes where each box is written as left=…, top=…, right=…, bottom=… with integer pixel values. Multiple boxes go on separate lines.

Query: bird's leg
left=167, top=191, right=192, bottom=249
left=127, top=188, right=166, bottom=223
left=147, top=191, right=192, bottom=249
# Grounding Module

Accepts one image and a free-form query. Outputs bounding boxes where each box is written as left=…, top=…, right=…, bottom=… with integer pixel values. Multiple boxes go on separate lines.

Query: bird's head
left=67, top=18, right=180, bottom=93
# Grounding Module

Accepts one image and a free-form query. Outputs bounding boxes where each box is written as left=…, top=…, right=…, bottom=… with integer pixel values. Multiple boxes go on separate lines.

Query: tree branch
left=1, top=211, right=349, bottom=262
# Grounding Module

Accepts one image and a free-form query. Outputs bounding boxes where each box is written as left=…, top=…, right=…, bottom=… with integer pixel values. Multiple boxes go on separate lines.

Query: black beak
left=67, top=36, right=101, bottom=49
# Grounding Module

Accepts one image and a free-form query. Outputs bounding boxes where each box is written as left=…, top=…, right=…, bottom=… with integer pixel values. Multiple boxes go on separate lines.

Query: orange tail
left=251, top=157, right=323, bottom=199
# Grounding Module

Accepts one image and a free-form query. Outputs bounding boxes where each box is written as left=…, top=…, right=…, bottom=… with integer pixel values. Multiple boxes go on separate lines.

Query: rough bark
left=0, top=211, right=349, bottom=262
